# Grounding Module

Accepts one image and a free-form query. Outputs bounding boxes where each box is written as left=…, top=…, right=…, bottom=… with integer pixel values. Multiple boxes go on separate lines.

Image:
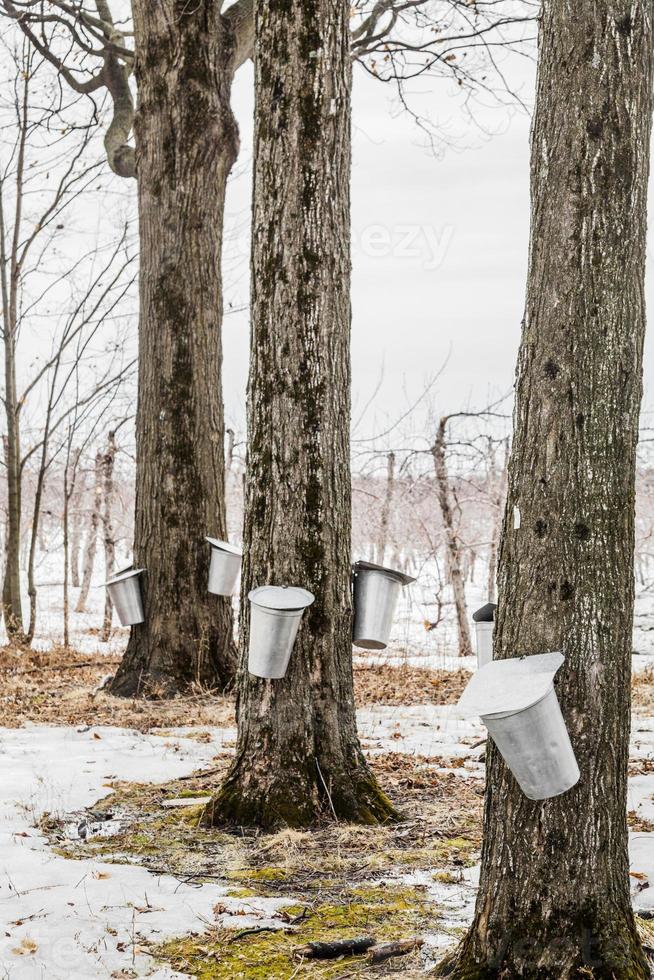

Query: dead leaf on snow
left=12, top=937, right=38, bottom=956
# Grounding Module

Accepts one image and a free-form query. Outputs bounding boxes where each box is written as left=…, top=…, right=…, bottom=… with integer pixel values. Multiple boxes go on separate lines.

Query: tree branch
left=223, top=0, right=254, bottom=73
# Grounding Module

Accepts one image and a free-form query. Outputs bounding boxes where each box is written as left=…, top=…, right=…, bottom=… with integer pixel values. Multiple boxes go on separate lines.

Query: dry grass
left=353, top=663, right=469, bottom=706
left=633, top=666, right=654, bottom=713
left=0, top=645, right=469, bottom=730
left=0, top=644, right=234, bottom=730
left=47, top=751, right=484, bottom=892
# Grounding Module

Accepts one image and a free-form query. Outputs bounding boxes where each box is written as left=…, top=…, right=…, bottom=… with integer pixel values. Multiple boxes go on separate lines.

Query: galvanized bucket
left=458, top=651, right=580, bottom=800
left=102, top=567, right=145, bottom=627
left=247, top=586, right=315, bottom=679
left=352, top=560, right=416, bottom=650
left=473, top=602, right=497, bottom=668
left=206, top=537, right=242, bottom=596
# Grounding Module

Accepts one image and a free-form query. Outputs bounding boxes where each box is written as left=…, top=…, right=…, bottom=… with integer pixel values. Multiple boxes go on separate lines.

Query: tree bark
left=1, top=398, right=22, bottom=639
left=440, top=1, right=653, bottom=976
left=69, top=465, right=83, bottom=589
left=376, top=451, right=395, bottom=566
left=75, top=451, right=102, bottom=614
left=432, top=419, right=473, bottom=658
left=62, top=445, right=81, bottom=648
left=110, top=0, right=239, bottom=696
left=1, top=136, right=24, bottom=641
left=100, top=431, right=117, bottom=641
left=203, top=0, right=396, bottom=829
left=225, top=427, right=235, bottom=477
left=62, top=459, right=71, bottom=649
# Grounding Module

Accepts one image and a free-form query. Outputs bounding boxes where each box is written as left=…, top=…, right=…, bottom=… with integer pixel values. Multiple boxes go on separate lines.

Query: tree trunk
left=75, top=451, right=102, bottom=614
left=432, top=419, right=472, bottom=658
left=62, top=462, right=71, bottom=649
left=70, top=472, right=83, bottom=589
left=376, top=452, right=395, bottom=566
left=440, top=1, right=653, bottom=976
left=110, top=1, right=239, bottom=696
left=61, top=445, right=81, bottom=648
left=2, top=324, right=23, bottom=640
left=101, top=431, right=117, bottom=641
left=1, top=109, right=24, bottom=643
left=225, top=427, right=235, bottom=476
left=203, top=0, right=396, bottom=829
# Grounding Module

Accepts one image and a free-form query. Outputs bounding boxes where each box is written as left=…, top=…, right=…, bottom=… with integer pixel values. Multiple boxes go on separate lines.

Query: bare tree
left=205, top=0, right=395, bottom=829
left=0, top=42, right=135, bottom=644
left=351, top=0, right=537, bottom=149
left=100, top=429, right=116, bottom=641
left=69, top=469, right=84, bottom=589
left=441, top=0, right=654, bottom=974
left=75, top=450, right=102, bottom=614
left=375, top=451, right=395, bottom=565
left=432, top=415, right=472, bottom=657
left=0, top=0, right=252, bottom=689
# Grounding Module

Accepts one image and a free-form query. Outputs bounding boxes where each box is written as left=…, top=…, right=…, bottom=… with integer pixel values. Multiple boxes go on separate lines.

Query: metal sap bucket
left=458, top=651, right=580, bottom=800
left=206, top=537, right=242, bottom=596
left=102, top=567, right=145, bottom=626
left=247, top=586, right=315, bottom=679
left=473, top=602, right=497, bottom=668
left=352, top=560, right=416, bottom=650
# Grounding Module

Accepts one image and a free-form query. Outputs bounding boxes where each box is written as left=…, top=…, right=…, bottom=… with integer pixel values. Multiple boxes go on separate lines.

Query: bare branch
left=223, top=0, right=254, bottom=73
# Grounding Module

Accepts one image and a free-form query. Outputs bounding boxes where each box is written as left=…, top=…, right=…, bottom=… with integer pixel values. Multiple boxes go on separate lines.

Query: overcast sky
left=221, top=51, right=654, bottom=444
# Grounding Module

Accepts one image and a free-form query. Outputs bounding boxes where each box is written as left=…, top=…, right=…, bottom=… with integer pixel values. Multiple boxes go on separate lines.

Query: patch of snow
left=393, top=867, right=477, bottom=959
left=0, top=725, right=290, bottom=978
left=357, top=704, right=484, bottom=761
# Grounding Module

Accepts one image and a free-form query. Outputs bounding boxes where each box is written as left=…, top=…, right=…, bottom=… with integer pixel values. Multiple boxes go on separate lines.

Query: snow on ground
left=4, top=555, right=654, bottom=973
left=4, top=707, right=654, bottom=975
left=358, top=704, right=483, bottom=763
left=0, top=726, right=289, bottom=978
left=401, top=867, right=479, bottom=955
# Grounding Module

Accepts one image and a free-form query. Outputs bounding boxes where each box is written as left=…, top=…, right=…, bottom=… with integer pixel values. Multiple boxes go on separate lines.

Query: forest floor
left=2, top=647, right=654, bottom=978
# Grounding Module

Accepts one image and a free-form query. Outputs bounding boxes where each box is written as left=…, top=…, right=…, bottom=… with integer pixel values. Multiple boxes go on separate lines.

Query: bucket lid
left=248, top=585, right=315, bottom=611
left=102, top=566, right=145, bottom=588
left=206, top=536, right=243, bottom=557
left=353, top=560, right=416, bottom=586
left=458, top=651, right=565, bottom=718
left=473, top=602, right=497, bottom=623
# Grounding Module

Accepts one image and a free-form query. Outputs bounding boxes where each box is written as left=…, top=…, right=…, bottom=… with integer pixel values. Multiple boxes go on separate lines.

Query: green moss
left=165, top=788, right=210, bottom=799
left=432, top=836, right=477, bottom=867
left=226, top=866, right=288, bottom=884
left=204, top=756, right=400, bottom=831
left=152, top=884, right=433, bottom=979
left=433, top=870, right=460, bottom=885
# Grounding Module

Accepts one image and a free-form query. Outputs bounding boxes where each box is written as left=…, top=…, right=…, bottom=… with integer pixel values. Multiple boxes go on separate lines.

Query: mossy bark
left=110, top=1, right=239, bottom=697
left=204, top=0, right=395, bottom=829
left=439, top=1, right=653, bottom=976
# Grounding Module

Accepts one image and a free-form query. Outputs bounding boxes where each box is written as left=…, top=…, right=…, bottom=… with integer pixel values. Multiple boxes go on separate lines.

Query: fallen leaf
left=12, top=938, right=38, bottom=956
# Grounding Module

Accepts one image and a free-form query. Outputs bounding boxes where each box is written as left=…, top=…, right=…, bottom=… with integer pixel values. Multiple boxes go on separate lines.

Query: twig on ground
left=316, top=759, right=339, bottom=822
left=367, top=937, right=424, bottom=963
left=293, top=937, right=375, bottom=960
left=230, top=926, right=293, bottom=942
